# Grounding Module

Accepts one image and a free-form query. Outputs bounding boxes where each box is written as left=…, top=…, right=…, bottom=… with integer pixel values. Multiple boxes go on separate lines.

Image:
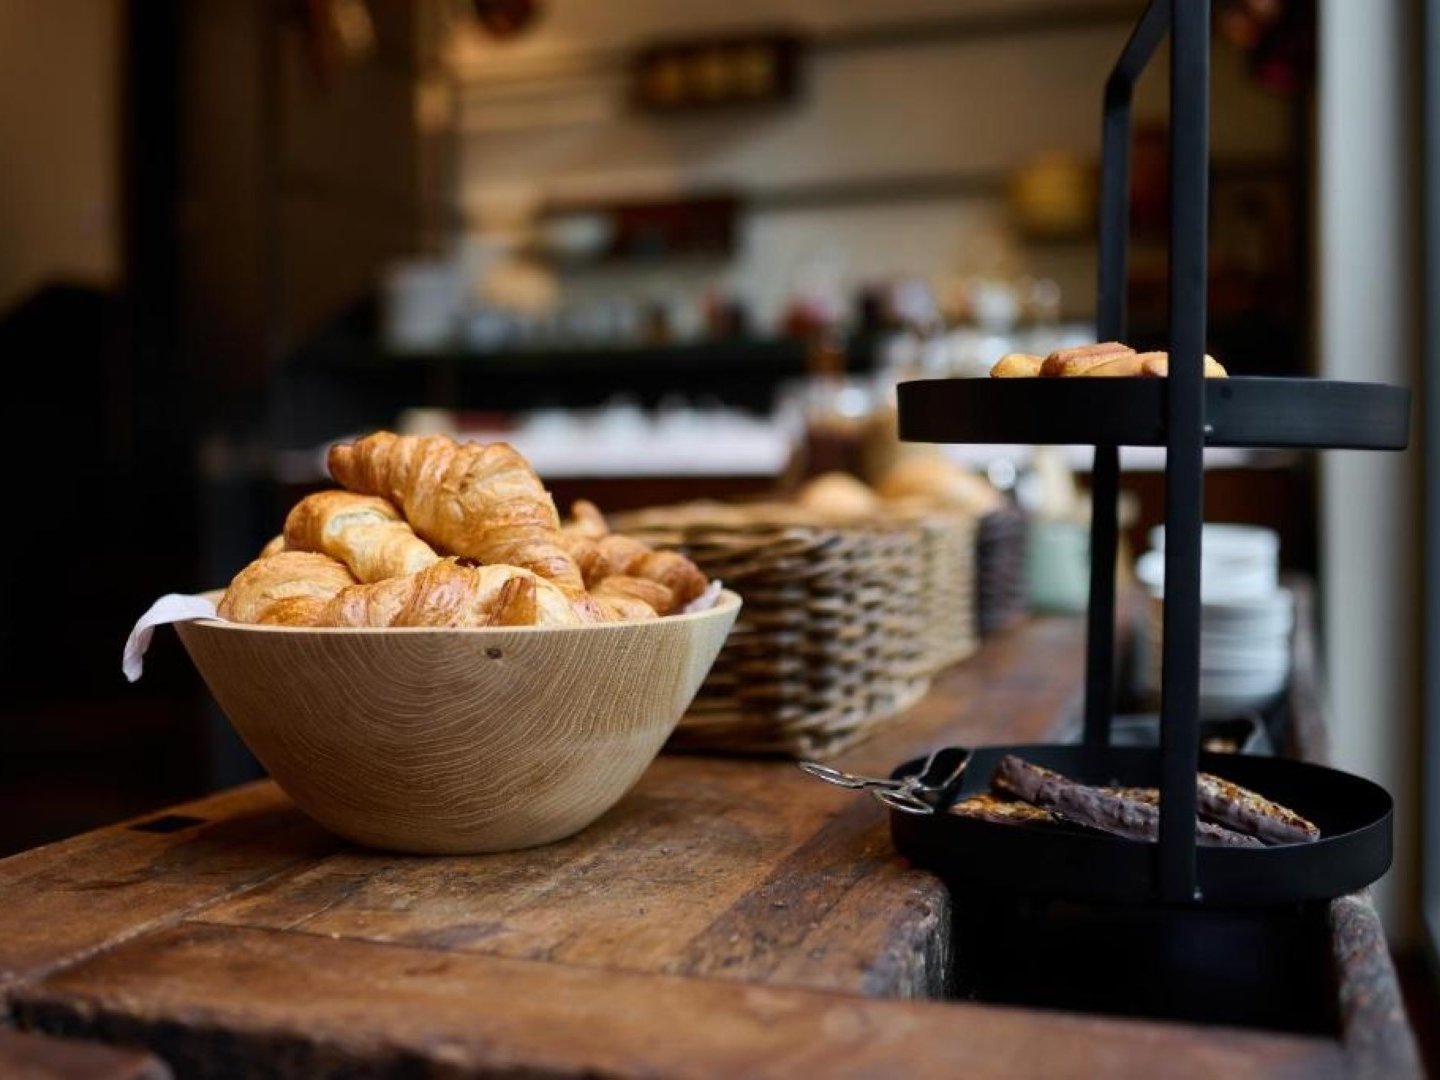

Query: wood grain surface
left=175, top=593, right=739, bottom=853
left=0, top=606, right=1410, bottom=1077
left=194, top=759, right=950, bottom=996
left=1285, top=581, right=1424, bottom=1079
left=12, top=922, right=1343, bottom=1080
left=0, top=784, right=334, bottom=992
left=0, top=1027, right=171, bottom=1080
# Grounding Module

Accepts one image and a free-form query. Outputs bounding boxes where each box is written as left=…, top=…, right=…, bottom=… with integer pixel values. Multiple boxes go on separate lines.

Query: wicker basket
left=975, top=505, right=1029, bottom=636
left=617, top=504, right=932, bottom=758
left=903, top=508, right=978, bottom=671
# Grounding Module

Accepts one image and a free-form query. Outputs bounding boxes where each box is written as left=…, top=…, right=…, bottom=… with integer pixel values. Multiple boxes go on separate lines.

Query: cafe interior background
left=2, top=0, right=1437, bottom=1041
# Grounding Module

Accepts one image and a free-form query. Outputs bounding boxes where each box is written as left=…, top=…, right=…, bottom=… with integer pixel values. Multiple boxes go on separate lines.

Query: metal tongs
left=798, top=747, right=971, bottom=815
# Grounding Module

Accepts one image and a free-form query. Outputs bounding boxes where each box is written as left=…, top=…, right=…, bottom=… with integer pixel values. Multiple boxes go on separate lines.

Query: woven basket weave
left=617, top=504, right=933, bottom=758
left=903, top=508, right=978, bottom=672
left=975, top=505, right=1029, bottom=636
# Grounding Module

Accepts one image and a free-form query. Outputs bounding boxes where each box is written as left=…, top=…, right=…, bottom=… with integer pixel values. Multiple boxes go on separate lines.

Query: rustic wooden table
left=0, top=608, right=1421, bottom=1078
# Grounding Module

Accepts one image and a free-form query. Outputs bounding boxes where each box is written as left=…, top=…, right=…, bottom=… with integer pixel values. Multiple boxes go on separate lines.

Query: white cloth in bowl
left=122, top=593, right=219, bottom=683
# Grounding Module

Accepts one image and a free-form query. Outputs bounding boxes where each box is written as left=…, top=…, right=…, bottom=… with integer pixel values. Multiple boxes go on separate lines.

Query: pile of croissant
left=217, top=432, right=710, bottom=629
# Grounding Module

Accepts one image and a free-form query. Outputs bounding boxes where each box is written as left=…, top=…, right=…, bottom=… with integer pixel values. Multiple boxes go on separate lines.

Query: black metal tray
left=887, top=744, right=1392, bottom=907
left=897, top=376, right=1411, bottom=450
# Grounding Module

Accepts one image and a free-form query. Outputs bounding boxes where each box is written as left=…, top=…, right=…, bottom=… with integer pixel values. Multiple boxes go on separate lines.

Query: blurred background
left=0, top=0, right=1431, bottom=985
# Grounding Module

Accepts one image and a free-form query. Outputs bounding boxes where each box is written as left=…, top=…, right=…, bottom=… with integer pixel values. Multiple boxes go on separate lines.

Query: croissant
left=559, top=501, right=707, bottom=614
left=259, top=534, right=287, bottom=558
left=328, top=433, right=584, bottom=593
left=218, top=551, right=358, bottom=626
left=259, top=597, right=332, bottom=625
left=571, top=590, right=659, bottom=624
left=564, top=498, right=610, bottom=540
left=322, top=559, right=586, bottom=628
left=560, top=533, right=706, bottom=614
left=591, top=574, right=672, bottom=616
left=284, top=490, right=439, bottom=583
left=592, top=598, right=657, bottom=622
left=560, top=534, right=607, bottom=585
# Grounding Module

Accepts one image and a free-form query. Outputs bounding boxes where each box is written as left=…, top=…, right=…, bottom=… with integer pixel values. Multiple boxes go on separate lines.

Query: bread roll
left=795, top=472, right=882, bottom=521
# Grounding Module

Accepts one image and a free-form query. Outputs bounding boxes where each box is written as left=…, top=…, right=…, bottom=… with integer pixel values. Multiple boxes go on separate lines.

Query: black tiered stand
left=889, top=0, right=1409, bottom=907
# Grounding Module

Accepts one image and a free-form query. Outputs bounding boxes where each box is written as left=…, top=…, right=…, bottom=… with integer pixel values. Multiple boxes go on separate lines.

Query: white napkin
left=683, top=580, right=724, bottom=614
left=123, top=594, right=217, bottom=683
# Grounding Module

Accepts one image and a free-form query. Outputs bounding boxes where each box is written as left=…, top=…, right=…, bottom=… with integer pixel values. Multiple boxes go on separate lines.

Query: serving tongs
left=798, top=747, right=972, bottom=815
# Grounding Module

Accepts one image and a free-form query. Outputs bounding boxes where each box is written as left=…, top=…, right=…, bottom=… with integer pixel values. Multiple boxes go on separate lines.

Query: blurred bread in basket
left=796, top=454, right=1004, bottom=520
left=873, top=452, right=1006, bottom=516
left=793, top=471, right=883, bottom=520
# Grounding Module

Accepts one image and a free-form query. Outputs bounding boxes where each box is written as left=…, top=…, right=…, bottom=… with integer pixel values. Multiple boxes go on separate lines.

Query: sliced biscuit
left=1041, top=341, right=1135, bottom=377
left=1139, top=352, right=1229, bottom=378
left=990, top=352, right=1045, bottom=378
left=1080, top=353, right=1147, bottom=377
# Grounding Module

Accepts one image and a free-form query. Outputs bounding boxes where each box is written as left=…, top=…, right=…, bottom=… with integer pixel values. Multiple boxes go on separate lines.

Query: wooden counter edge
left=9, top=921, right=1344, bottom=1080
left=0, top=1026, right=172, bottom=1080
left=1286, top=576, right=1424, bottom=1079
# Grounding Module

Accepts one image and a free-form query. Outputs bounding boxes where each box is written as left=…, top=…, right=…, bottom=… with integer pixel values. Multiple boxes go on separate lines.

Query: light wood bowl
left=176, top=592, right=740, bottom=854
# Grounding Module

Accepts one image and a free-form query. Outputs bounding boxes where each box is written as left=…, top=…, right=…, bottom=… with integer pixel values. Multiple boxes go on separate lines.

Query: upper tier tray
left=898, top=376, right=1411, bottom=450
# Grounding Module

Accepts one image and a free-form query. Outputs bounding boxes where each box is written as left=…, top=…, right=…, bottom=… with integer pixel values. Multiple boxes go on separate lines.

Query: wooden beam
left=11, top=922, right=1344, bottom=1080
left=0, top=1027, right=170, bottom=1080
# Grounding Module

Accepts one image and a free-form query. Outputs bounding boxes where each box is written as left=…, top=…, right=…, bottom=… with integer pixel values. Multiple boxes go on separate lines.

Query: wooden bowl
left=176, top=592, right=740, bottom=854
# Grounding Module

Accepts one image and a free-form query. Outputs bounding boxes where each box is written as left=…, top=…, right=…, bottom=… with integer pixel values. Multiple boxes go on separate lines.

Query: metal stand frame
left=1085, top=0, right=1211, bottom=903
left=887, top=0, right=1406, bottom=909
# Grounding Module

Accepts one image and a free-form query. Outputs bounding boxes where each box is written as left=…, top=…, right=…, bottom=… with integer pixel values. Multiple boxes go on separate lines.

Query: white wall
left=444, top=0, right=1291, bottom=327
left=1318, top=0, right=1420, bottom=939
left=0, top=0, right=120, bottom=310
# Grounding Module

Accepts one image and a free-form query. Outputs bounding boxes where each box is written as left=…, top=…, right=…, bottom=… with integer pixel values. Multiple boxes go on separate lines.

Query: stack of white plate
left=1135, top=525, right=1292, bottom=717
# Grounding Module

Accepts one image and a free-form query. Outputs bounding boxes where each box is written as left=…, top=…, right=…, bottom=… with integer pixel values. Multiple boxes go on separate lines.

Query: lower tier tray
left=888, top=744, right=1391, bottom=907
left=897, top=376, right=1410, bottom=450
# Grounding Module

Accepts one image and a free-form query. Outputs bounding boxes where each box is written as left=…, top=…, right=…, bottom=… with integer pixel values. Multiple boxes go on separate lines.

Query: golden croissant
left=283, top=490, right=439, bottom=583
left=559, top=503, right=707, bottom=614
left=571, top=589, right=659, bottom=624
left=564, top=498, right=610, bottom=540
left=322, top=558, right=586, bottom=628
left=591, top=574, right=673, bottom=617
left=328, top=432, right=584, bottom=593
left=218, top=551, right=358, bottom=626
left=561, top=535, right=708, bottom=613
